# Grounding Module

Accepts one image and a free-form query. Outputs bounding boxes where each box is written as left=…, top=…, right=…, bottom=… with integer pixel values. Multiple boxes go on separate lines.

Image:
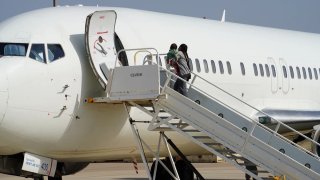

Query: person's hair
left=170, top=43, right=177, bottom=50
left=179, top=44, right=189, bottom=59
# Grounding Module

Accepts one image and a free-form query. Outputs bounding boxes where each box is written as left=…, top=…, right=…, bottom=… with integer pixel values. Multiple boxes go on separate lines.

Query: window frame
left=203, top=59, right=209, bottom=73
left=218, top=60, right=224, bottom=74
left=265, top=64, right=270, bottom=77
left=240, top=62, right=245, bottom=76
left=271, top=65, right=276, bottom=77
left=296, top=67, right=301, bottom=79
left=47, top=44, right=65, bottom=62
left=195, top=58, right=201, bottom=72
left=253, top=63, right=258, bottom=76
left=226, top=61, right=232, bottom=75
left=289, top=66, right=294, bottom=79
left=0, top=42, right=29, bottom=57
left=314, top=68, right=318, bottom=80
left=259, top=64, right=264, bottom=77
left=308, top=67, right=313, bottom=80
left=29, top=43, right=47, bottom=63
left=302, top=67, right=307, bottom=79
left=211, top=60, right=216, bottom=74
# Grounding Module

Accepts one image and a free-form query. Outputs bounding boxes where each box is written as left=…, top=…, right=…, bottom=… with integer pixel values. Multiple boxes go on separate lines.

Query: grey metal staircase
left=88, top=48, right=320, bottom=180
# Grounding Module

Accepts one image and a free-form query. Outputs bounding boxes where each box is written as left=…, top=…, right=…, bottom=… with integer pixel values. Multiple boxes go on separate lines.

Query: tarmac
left=0, top=162, right=247, bottom=180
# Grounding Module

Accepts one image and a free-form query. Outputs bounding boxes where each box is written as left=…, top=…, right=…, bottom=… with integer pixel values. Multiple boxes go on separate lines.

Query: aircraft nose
left=0, top=67, right=9, bottom=124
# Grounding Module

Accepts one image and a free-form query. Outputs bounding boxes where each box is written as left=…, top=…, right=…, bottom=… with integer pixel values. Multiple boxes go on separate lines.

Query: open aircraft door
left=85, top=10, right=117, bottom=90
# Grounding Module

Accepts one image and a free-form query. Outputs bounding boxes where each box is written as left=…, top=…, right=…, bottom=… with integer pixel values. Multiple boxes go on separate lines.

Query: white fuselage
left=0, top=6, right=320, bottom=162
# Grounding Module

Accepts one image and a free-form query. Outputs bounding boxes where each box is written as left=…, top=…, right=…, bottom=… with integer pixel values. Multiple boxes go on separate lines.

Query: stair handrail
left=159, top=65, right=320, bottom=160
left=115, top=48, right=160, bottom=68
left=113, top=48, right=320, bottom=160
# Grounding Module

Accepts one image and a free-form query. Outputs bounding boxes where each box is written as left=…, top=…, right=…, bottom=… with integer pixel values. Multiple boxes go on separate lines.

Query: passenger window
left=289, top=66, right=294, bottom=79
left=240, top=62, right=245, bottom=75
left=296, top=67, right=301, bottom=79
left=314, top=68, right=318, bottom=80
left=265, top=64, right=270, bottom=77
left=189, top=59, right=193, bottom=72
left=259, top=64, right=264, bottom=77
left=203, top=59, right=209, bottom=73
left=282, top=66, right=287, bottom=78
left=211, top=60, right=216, bottom=73
left=271, top=65, right=276, bottom=77
left=253, top=63, right=258, bottom=76
left=308, top=67, right=312, bottom=80
left=226, top=61, right=232, bottom=75
left=195, top=58, right=201, bottom=72
left=29, top=44, right=46, bottom=63
left=48, top=44, right=65, bottom=62
left=302, top=67, right=307, bottom=79
left=219, top=61, right=224, bottom=74
left=0, top=43, right=28, bottom=56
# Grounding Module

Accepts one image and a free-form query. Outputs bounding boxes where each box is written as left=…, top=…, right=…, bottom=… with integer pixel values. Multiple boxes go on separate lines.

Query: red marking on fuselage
left=97, top=30, right=108, bottom=35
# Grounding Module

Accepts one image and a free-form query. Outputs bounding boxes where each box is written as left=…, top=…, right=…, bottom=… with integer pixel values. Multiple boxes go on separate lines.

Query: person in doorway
left=173, top=44, right=191, bottom=96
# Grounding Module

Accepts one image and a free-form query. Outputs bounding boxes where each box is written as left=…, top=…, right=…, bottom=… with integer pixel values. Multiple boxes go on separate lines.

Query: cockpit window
left=29, top=44, right=46, bottom=63
left=0, top=43, right=28, bottom=56
left=48, top=44, right=65, bottom=62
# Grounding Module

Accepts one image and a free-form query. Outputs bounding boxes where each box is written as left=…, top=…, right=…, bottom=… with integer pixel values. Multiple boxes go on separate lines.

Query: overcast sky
left=1, top=0, right=320, bottom=34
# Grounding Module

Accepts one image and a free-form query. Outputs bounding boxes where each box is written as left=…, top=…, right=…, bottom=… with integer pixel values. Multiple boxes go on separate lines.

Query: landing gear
left=150, top=158, right=194, bottom=180
left=150, top=158, right=173, bottom=180
left=175, top=159, right=194, bottom=180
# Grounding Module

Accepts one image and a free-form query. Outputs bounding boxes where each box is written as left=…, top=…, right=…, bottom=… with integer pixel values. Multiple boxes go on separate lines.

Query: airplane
left=0, top=4, right=320, bottom=180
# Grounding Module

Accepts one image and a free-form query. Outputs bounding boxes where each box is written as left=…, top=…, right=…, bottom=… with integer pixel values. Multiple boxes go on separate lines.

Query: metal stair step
left=182, top=129, right=200, bottom=132
left=170, top=123, right=189, bottom=126
left=193, top=136, right=211, bottom=139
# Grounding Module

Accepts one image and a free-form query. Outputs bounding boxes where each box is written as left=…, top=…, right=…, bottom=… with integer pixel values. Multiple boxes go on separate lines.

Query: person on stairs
left=173, top=44, right=191, bottom=96
left=166, top=43, right=179, bottom=74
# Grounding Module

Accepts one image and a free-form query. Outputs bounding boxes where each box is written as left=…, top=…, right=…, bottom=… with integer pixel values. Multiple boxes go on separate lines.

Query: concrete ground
left=0, top=162, right=248, bottom=180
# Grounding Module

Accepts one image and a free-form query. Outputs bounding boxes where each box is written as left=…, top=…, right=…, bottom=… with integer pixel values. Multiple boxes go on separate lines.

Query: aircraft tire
left=175, top=160, right=194, bottom=180
left=48, top=176, right=62, bottom=180
left=150, top=158, right=173, bottom=180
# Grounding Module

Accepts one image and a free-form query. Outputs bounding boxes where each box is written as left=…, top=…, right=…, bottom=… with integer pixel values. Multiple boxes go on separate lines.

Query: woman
left=173, top=44, right=191, bottom=96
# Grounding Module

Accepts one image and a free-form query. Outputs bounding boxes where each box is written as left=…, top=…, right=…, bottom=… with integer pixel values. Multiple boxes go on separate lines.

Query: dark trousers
left=173, top=76, right=188, bottom=96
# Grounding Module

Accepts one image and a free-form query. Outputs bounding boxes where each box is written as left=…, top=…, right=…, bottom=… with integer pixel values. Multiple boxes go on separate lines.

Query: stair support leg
left=130, top=122, right=152, bottom=180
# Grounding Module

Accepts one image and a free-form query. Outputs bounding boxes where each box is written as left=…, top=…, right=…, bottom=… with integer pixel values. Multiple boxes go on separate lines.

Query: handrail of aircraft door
left=115, top=48, right=159, bottom=67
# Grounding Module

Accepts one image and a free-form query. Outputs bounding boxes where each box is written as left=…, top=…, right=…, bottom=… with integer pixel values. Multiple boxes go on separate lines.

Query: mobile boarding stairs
left=88, top=48, right=320, bottom=180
